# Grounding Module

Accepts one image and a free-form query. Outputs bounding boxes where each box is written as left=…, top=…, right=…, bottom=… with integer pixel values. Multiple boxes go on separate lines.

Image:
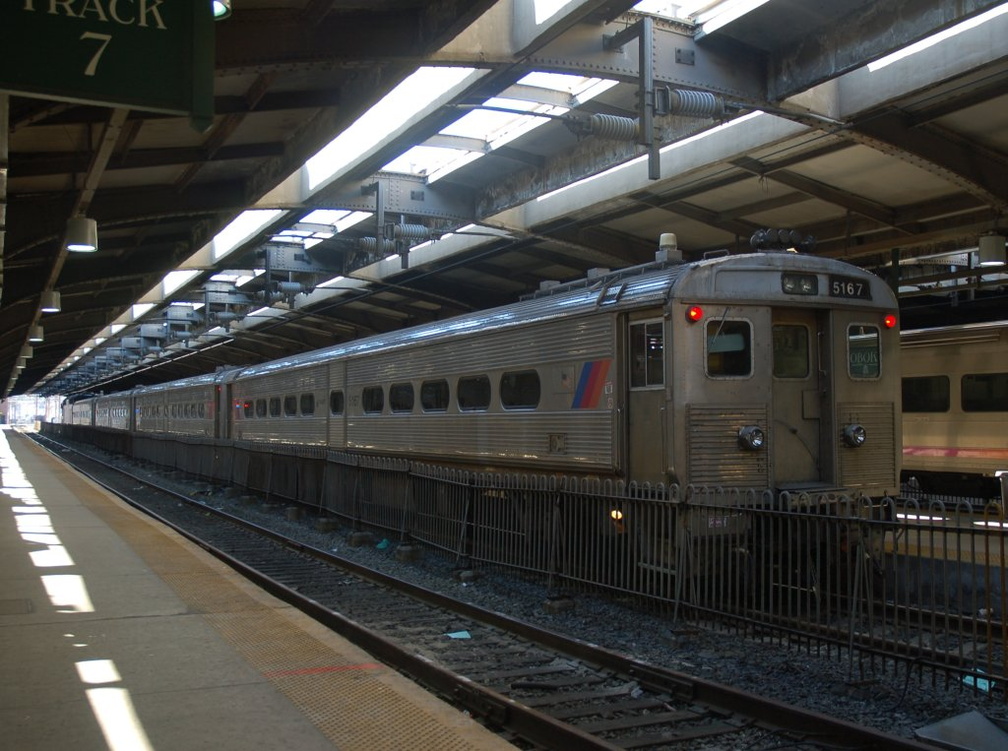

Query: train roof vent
left=586, top=267, right=610, bottom=280
left=538, top=280, right=560, bottom=292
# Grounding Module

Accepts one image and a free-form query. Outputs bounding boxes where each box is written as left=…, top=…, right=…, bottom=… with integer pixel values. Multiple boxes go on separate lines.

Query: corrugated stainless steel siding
left=687, top=405, right=770, bottom=488
left=837, top=402, right=896, bottom=488
left=346, top=316, right=614, bottom=383
left=347, top=412, right=614, bottom=470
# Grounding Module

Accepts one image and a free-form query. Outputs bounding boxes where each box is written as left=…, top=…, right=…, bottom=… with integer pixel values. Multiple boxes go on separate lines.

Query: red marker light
left=883, top=313, right=897, bottom=329
left=686, top=305, right=704, bottom=323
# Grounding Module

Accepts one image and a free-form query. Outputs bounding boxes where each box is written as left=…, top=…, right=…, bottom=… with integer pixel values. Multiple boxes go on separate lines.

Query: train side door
left=627, top=317, right=666, bottom=484
left=771, top=309, right=825, bottom=487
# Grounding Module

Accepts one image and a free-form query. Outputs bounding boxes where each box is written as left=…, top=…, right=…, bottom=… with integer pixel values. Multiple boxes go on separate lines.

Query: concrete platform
left=0, top=427, right=516, bottom=750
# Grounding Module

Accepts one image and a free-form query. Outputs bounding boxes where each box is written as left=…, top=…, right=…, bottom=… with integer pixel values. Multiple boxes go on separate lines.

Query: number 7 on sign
left=80, top=32, right=112, bottom=77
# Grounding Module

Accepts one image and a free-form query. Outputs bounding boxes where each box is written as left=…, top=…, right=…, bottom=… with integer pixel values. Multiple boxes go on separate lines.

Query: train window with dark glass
left=773, top=325, right=809, bottom=378
left=284, top=395, right=297, bottom=416
left=300, top=393, right=315, bottom=415
left=420, top=380, right=449, bottom=412
left=457, top=375, right=491, bottom=411
left=256, top=399, right=267, bottom=417
left=500, top=370, right=541, bottom=409
left=329, top=390, right=345, bottom=415
left=847, top=325, right=880, bottom=378
left=243, top=400, right=253, bottom=418
left=707, top=320, right=752, bottom=377
left=269, top=397, right=282, bottom=417
left=390, top=383, right=415, bottom=413
left=962, top=373, right=1008, bottom=412
left=199, top=403, right=205, bottom=418
left=630, top=321, right=664, bottom=387
left=902, top=376, right=949, bottom=412
left=362, top=386, right=385, bottom=414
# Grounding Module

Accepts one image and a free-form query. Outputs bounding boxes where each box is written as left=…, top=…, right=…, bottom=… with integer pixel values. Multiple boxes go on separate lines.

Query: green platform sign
left=0, top=1, right=214, bottom=131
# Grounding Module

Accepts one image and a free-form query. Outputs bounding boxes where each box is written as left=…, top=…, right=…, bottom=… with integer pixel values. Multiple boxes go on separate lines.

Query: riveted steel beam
left=307, top=172, right=474, bottom=224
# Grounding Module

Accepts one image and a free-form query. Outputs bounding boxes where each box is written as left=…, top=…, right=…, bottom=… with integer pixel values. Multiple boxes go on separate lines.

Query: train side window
left=300, top=393, right=315, bottom=415
left=284, top=395, right=297, bottom=416
left=630, top=321, right=664, bottom=387
left=847, top=325, right=880, bottom=378
left=269, top=397, right=282, bottom=417
left=962, top=373, right=1008, bottom=412
left=243, top=400, right=254, bottom=418
left=707, top=320, right=752, bottom=377
left=772, top=325, right=809, bottom=378
left=256, top=399, right=267, bottom=417
left=390, top=383, right=415, bottom=413
left=362, top=386, right=385, bottom=414
left=902, top=376, right=949, bottom=412
left=500, top=370, right=541, bottom=409
left=330, top=390, right=345, bottom=415
left=420, top=380, right=449, bottom=412
left=457, top=375, right=491, bottom=411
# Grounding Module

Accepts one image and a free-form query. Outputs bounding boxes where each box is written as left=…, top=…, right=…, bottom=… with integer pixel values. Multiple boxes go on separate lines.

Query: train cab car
left=661, top=252, right=901, bottom=500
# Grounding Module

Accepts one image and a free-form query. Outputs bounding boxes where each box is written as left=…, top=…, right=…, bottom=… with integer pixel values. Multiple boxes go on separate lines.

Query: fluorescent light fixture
left=40, top=290, right=61, bottom=313
left=978, top=235, right=1006, bottom=266
left=66, top=216, right=98, bottom=252
left=212, top=0, right=231, bottom=20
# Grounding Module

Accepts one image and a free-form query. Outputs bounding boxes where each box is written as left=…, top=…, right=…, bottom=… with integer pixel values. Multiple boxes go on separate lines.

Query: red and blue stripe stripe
left=571, top=359, right=611, bottom=409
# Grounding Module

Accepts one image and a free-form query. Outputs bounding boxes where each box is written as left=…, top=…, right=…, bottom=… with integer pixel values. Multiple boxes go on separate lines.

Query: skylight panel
left=632, top=1, right=689, bottom=19
left=305, top=67, right=479, bottom=191
left=212, top=209, right=285, bottom=262
left=868, top=3, right=1008, bottom=71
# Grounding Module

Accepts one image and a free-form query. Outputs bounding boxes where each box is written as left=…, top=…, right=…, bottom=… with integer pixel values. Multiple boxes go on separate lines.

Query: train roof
left=236, top=251, right=887, bottom=379
left=901, top=319, right=1008, bottom=346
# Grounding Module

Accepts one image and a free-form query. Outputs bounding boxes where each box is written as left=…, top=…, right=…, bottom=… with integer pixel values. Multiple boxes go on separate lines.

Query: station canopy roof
left=3, top=0, right=1007, bottom=398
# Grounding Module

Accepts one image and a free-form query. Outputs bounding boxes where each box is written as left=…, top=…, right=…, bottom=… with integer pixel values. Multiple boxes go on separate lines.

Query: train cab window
left=269, top=397, right=282, bottom=417
left=500, top=370, right=541, bottom=409
left=362, top=386, right=385, bottom=414
left=284, top=395, right=298, bottom=416
left=902, top=376, right=949, bottom=412
left=390, top=383, right=415, bottom=413
left=773, top=325, right=809, bottom=378
left=457, top=375, right=491, bottom=411
left=256, top=399, right=267, bottom=417
left=707, top=320, right=752, bottom=377
left=300, top=393, right=315, bottom=415
left=847, top=325, right=880, bottom=378
left=962, top=373, right=1008, bottom=412
left=630, top=321, right=664, bottom=387
left=330, top=390, right=345, bottom=415
left=420, top=380, right=450, bottom=412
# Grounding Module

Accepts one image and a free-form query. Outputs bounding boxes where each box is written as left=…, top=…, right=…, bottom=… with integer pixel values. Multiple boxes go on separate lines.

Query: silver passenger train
left=65, top=248, right=903, bottom=502
left=901, top=320, right=1008, bottom=499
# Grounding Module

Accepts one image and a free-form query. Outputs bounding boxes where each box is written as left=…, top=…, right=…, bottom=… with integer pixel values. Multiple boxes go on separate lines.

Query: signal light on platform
left=686, top=305, right=703, bottom=322
left=883, top=313, right=897, bottom=329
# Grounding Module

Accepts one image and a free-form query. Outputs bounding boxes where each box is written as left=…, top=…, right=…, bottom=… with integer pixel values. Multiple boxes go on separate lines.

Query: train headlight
left=842, top=423, right=867, bottom=447
left=738, top=425, right=765, bottom=450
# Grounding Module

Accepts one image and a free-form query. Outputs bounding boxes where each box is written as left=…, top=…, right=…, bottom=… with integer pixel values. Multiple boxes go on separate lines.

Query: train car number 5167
left=829, top=275, right=872, bottom=300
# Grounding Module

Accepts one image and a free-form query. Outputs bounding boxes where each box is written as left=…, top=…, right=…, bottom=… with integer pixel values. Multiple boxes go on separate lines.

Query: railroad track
left=35, top=434, right=940, bottom=751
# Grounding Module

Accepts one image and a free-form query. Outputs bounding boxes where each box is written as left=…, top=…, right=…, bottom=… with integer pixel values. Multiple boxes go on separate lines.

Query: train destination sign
left=0, top=1, right=214, bottom=130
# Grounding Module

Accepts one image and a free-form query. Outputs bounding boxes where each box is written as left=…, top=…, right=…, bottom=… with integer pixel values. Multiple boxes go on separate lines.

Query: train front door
left=771, top=310, right=826, bottom=487
left=627, top=318, right=666, bottom=484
